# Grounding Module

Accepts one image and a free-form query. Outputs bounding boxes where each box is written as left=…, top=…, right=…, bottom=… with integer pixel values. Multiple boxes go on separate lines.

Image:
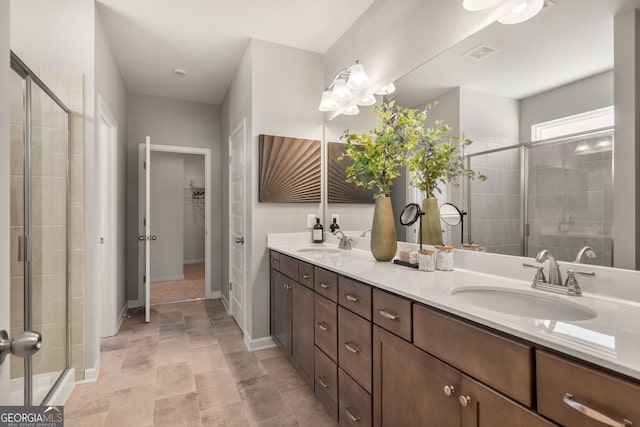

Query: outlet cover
left=331, top=214, right=340, bottom=224
left=306, top=214, right=316, bottom=229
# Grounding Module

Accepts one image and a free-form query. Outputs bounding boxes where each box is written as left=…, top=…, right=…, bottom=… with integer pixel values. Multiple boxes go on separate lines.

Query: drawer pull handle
left=318, top=376, right=330, bottom=389
left=345, top=293, right=360, bottom=302
left=344, top=342, right=361, bottom=354
left=272, top=259, right=279, bottom=265
left=459, top=395, right=471, bottom=408
left=301, top=273, right=310, bottom=279
left=443, top=385, right=455, bottom=397
left=563, top=393, right=632, bottom=427
left=378, top=309, right=400, bottom=320
left=344, top=406, right=361, bottom=423
left=320, top=282, right=330, bottom=289
left=317, top=322, right=329, bottom=332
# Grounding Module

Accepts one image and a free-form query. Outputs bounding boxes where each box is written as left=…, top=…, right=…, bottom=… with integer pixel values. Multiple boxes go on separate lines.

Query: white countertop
left=267, top=234, right=640, bottom=381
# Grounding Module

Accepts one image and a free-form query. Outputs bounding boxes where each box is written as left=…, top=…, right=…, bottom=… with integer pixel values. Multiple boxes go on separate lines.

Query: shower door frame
left=10, top=51, right=71, bottom=405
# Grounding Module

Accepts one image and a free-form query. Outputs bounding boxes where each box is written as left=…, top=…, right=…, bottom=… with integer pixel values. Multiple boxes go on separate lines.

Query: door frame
left=96, top=95, right=119, bottom=337
left=228, top=118, right=247, bottom=330
left=137, top=144, right=213, bottom=307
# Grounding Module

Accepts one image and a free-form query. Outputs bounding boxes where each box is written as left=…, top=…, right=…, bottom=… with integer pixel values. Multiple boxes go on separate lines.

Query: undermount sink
left=297, top=247, right=343, bottom=255
left=451, top=286, right=597, bottom=321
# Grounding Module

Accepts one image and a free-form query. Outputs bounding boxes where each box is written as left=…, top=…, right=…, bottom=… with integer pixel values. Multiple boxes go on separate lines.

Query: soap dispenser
left=313, top=218, right=324, bottom=243
left=329, top=218, right=340, bottom=233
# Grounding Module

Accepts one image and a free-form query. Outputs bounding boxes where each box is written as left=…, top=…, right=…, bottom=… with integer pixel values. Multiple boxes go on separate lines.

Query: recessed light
left=173, top=68, right=187, bottom=76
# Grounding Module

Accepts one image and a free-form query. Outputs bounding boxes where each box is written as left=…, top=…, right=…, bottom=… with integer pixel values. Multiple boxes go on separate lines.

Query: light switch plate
left=306, top=214, right=316, bottom=229
left=331, top=214, right=340, bottom=224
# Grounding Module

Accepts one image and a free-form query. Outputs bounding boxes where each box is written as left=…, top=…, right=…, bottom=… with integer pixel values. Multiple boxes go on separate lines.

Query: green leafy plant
left=340, top=100, right=422, bottom=198
left=408, top=103, right=487, bottom=198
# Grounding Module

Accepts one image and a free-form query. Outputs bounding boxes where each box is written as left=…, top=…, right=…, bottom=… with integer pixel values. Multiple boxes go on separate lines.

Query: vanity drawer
left=315, top=267, right=338, bottom=302
left=280, top=254, right=298, bottom=281
left=338, top=306, right=372, bottom=393
left=339, top=368, right=372, bottom=427
left=372, top=289, right=412, bottom=341
left=298, top=261, right=314, bottom=289
left=270, top=250, right=280, bottom=271
left=537, top=350, right=640, bottom=427
left=339, top=276, right=372, bottom=320
left=413, top=304, right=534, bottom=407
left=315, top=346, right=338, bottom=422
left=315, top=294, right=337, bottom=362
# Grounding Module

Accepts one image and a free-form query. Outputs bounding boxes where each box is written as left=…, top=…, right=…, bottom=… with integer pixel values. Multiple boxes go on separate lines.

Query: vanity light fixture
left=318, top=60, right=395, bottom=118
left=463, top=0, right=545, bottom=25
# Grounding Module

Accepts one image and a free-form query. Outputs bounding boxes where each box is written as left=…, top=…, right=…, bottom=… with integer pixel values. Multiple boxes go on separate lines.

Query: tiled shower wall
left=467, top=136, right=522, bottom=255
left=526, top=134, right=613, bottom=266
left=9, top=67, right=85, bottom=384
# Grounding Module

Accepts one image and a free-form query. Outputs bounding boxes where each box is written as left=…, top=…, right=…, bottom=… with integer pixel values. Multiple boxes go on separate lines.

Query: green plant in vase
left=340, top=100, right=420, bottom=261
left=407, top=103, right=487, bottom=245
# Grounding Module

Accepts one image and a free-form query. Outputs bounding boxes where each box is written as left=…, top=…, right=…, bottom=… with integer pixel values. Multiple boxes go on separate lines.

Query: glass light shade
left=346, top=63, right=371, bottom=89
left=358, top=94, right=377, bottom=106
left=462, top=0, right=505, bottom=11
left=332, top=78, right=351, bottom=99
left=498, top=0, right=543, bottom=24
left=374, top=82, right=396, bottom=96
left=318, top=90, right=338, bottom=112
left=343, top=105, right=360, bottom=116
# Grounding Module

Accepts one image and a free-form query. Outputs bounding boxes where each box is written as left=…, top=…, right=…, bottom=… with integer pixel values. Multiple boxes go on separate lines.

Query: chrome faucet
left=575, top=246, right=596, bottom=264
left=536, top=249, right=563, bottom=286
left=360, top=229, right=372, bottom=237
left=334, top=231, right=353, bottom=250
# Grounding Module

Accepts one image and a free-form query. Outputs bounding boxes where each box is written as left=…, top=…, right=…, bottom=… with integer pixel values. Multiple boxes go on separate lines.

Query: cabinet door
left=291, top=280, right=315, bottom=389
left=460, top=375, right=557, bottom=427
left=339, top=307, right=373, bottom=393
left=270, top=270, right=291, bottom=356
left=373, top=326, right=460, bottom=427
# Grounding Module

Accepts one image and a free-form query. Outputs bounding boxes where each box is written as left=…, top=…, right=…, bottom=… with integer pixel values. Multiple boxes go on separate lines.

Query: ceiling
left=97, top=0, right=376, bottom=105
left=394, top=0, right=640, bottom=108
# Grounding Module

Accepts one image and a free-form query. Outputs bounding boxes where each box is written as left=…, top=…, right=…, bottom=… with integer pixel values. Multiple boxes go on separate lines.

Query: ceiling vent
left=464, top=44, right=499, bottom=61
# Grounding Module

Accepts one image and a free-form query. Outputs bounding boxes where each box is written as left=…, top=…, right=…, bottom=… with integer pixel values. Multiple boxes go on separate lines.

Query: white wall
left=0, top=0, right=11, bottom=400
left=183, top=154, right=206, bottom=263
left=614, top=11, right=639, bottom=270
left=519, top=71, right=614, bottom=143
left=95, top=9, right=128, bottom=331
left=126, top=93, right=222, bottom=300
left=221, top=42, right=253, bottom=309
left=150, top=151, right=184, bottom=281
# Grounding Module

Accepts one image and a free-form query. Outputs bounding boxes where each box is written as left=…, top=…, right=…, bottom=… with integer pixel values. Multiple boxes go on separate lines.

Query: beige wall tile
left=70, top=154, right=83, bottom=202
left=70, top=249, right=84, bottom=298
left=70, top=203, right=84, bottom=250
left=70, top=113, right=83, bottom=155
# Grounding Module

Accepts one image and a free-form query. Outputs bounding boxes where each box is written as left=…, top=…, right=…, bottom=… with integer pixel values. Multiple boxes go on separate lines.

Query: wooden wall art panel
left=259, top=134, right=321, bottom=203
left=327, top=142, right=375, bottom=204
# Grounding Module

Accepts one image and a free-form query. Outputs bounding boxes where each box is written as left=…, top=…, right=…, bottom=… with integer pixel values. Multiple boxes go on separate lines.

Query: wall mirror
left=325, top=0, right=638, bottom=269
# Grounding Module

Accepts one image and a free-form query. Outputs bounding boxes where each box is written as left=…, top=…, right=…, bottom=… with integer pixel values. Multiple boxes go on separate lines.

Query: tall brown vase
left=421, top=198, right=443, bottom=246
left=371, top=196, right=397, bottom=262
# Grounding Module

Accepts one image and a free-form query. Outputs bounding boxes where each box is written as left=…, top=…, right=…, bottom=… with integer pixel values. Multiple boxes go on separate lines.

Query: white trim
left=128, top=299, right=143, bottom=309
left=244, top=334, right=276, bottom=352
left=115, top=303, right=127, bottom=334
left=209, top=291, right=221, bottom=299
left=138, top=143, right=214, bottom=303
left=151, top=275, right=185, bottom=282
left=97, top=95, right=119, bottom=339
left=184, top=259, right=205, bottom=264
left=44, top=369, right=75, bottom=406
left=83, top=359, right=100, bottom=383
left=221, top=294, right=231, bottom=312
left=531, top=105, right=615, bottom=141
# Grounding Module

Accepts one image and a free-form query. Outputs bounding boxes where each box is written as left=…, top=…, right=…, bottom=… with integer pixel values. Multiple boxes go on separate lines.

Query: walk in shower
left=9, top=52, right=70, bottom=405
left=467, top=127, right=614, bottom=267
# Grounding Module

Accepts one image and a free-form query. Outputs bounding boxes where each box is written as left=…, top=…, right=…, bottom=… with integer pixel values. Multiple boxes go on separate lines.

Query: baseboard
left=244, top=334, right=276, bottom=352
left=207, top=290, right=221, bottom=299
left=184, top=259, right=205, bottom=264
left=151, top=274, right=184, bottom=282
left=116, top=303, right=128, bottom=331
left=128, top=299, right=142, bottom=308
left=221, top=294, right=230, bottom=312
left=82, top=358, right=100, bottom=383
left=46, top=368, right=75, bottom=406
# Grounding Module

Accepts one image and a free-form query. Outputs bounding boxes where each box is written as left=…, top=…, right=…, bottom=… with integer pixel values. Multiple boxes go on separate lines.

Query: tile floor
left=64, top=299, right=336, bottom=426
left=151, top=263, right=205, bottom=304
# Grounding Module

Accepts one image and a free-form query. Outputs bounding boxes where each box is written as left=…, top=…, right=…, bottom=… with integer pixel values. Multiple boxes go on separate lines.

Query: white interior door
left=230, top=121, right=246, bottom=330
left=145, top=136, right=151, bottom=322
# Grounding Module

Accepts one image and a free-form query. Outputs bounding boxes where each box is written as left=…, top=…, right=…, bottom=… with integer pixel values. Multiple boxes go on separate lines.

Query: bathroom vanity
left=268, top=233, right=640, bottom=427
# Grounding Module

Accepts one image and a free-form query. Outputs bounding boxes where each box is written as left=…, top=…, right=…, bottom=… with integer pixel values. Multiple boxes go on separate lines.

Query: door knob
left=138, top=235, right=145, bottom=241
left=151, top=235, right=157, bottom=240
left=235, top=237, right=245, bottom=244
left=459, top=395, right=472, bottom=408
left=0, top=330, right=42, bottom=365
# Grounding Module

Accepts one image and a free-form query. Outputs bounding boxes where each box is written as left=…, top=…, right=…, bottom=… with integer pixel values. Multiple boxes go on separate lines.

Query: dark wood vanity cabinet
left=270, top=269, right=290, bottom=355
left=291, top=280, right=314, bottom=388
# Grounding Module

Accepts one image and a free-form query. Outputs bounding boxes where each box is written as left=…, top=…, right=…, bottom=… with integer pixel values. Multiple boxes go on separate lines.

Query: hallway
left=151, top=263, right=206, bottom=305
left=64, top=300, right=334, bottom=426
